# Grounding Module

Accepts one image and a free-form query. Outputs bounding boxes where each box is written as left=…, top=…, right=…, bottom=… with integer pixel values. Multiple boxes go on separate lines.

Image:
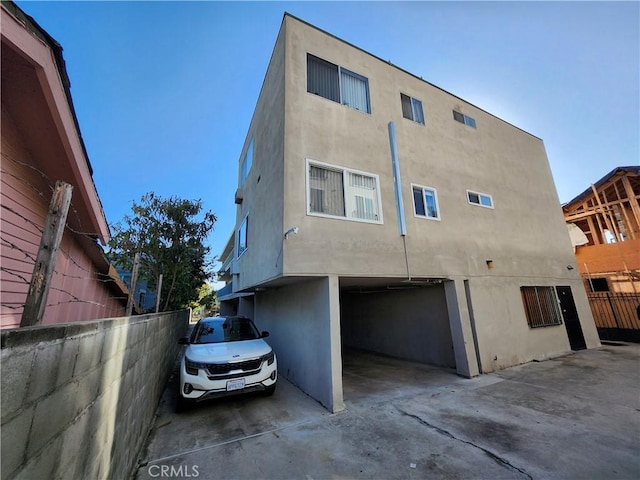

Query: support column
left=327, top=275, right=344, bottom=412
left=444, top=278, right=480, bottom=377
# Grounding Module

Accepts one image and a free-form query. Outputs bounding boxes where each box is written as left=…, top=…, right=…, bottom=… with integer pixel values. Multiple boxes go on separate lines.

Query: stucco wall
left=255, top=276, right=344, bottom=412
left=232, top=22, right=286, bottom=291
left=281, top=15, right=577, bottom=287
left=340, top=285, right=455, bottom=368
left=466, top=277, right=600, bottom=372
left=0, top=310, right=189, bottom=480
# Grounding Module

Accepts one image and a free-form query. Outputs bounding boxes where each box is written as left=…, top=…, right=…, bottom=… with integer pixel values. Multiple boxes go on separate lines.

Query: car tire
left=263, top=383, right=276, bottom=396
left=176, top=392, right=192, bottom=413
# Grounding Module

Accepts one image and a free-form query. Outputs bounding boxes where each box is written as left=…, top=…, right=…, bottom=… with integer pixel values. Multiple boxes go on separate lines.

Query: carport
left=253, top=275, right=480, bottom=414
left=339, top=277, right=456, bottom=370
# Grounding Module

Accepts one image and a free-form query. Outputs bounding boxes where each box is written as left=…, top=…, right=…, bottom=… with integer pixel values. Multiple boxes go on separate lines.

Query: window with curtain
left=401, top=94, right=424, bottom=124
left=307, top=54, right=370, bottom=113
left=412, top=184, right=440, bottom=220
left=308, top=162, right=381, bottom=223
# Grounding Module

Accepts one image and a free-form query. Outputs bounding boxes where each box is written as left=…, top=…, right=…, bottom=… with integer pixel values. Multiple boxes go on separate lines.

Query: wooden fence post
left=155, top=274, right=163, bottom=313
left=21, top=181, right=73, bottom=327
left=126, top=252, right=140, bottom=316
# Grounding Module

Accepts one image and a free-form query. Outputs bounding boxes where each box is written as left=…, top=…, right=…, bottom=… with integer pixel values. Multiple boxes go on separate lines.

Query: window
left=467, top=190, right=494, bottom=208
left=588, top=278, right=609, bottom=292
left=307, top=161, right=382, bottom=223
left=307, top=54, right=371, bottom=113
left=401, top=94, right=424, bottom=124
left=453, top=110, right=476, bottom=128
left=521, top=287, right=563, bottom=328
left=412, top=184, right=440, bottom=220
left=240, top=139, right=254, bottom=187
left=237, top=216, right=248, bottom=257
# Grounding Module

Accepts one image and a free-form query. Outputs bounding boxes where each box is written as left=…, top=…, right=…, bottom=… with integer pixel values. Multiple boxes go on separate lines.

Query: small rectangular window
left=453, top=110, right=476, bottom=128
left=521, top=286, right=563, bottom=328
left=307, top=53, right=370, bottom=113
left=237, top=216, right=248, bottom=257
left=239, top=139, right=254, bottom=187
left=467, top=190, right=494, bottom=209
left=307, top=161, right=382, bottom=223
left=412, top=184, right=440, bottom=220
left=401, top=93, right=424, bottom=124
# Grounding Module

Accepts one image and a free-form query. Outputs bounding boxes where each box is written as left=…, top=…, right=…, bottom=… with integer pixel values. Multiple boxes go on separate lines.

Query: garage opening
left=339, top=278, right=457, bottom=399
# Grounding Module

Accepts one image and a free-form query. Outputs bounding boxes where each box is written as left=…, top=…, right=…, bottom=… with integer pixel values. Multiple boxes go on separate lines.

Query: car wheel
left=263, top=383, right=276, bottom=396
left=176, top=392, right=192, bottom=413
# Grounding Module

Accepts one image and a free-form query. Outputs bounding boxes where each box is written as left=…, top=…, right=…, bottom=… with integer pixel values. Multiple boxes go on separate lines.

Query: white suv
left=177, top=316, right=277, bottom=411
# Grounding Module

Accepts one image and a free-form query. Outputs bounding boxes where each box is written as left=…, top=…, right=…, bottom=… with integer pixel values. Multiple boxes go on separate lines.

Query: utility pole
left=21, top=181, right=73, bottom=327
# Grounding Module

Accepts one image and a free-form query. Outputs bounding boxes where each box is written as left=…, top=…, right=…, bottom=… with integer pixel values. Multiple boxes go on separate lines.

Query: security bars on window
left=521, top=286, right=563, bottom=328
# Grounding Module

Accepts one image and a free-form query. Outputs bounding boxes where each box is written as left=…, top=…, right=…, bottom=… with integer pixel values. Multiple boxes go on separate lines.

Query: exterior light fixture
left=284, top=227, right=299, bottom=239
left=486, top=260, right=494, bottom=269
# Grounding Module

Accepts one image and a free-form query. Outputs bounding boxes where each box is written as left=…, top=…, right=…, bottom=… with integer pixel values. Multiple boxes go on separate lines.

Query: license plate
left=226, top=378, right=245, bottom=391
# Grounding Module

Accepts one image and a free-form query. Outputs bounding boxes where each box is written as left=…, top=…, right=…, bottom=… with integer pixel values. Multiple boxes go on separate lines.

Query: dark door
left=556, top=286, right=586, bottom=350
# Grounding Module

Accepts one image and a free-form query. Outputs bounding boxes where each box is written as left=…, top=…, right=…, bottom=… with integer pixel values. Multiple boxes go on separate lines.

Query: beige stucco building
left=217, top=13, right=600, bottom=412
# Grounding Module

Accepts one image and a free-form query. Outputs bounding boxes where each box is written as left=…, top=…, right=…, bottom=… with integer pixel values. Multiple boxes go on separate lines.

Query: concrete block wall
left=0, top=310, right=189, bottom=480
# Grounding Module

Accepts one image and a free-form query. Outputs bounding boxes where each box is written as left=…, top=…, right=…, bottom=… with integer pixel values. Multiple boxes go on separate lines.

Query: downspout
left=388, top=121, right=411, bottom=281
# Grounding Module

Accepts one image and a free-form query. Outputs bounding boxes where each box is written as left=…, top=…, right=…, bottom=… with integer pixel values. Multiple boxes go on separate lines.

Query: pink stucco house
left=1, top=2, right=128, bottom=328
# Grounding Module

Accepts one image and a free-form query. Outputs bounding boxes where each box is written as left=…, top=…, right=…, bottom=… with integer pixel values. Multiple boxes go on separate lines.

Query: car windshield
left=190, top=317, right=261, bottom=344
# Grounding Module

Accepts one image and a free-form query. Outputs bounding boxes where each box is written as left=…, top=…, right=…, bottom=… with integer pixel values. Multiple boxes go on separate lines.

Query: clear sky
left=14, top=0, right=640, bottom=280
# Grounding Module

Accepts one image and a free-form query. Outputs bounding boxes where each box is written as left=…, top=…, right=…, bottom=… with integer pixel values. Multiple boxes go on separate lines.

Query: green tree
left=190, top=282, right=218, bottom=318
left=107, top=192, right=216, bottom=312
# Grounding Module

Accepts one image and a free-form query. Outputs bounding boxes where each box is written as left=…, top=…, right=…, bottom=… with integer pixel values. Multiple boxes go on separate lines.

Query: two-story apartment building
left=217, top=13, right=600, bottom=412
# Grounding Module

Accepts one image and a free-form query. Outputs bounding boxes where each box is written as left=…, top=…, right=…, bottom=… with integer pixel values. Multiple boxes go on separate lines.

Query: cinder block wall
left=0, top=310, right=189, bottom=480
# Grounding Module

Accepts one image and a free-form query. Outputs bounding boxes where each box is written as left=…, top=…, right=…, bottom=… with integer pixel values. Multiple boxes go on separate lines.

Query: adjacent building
left=1, top=2, right=128, bottom=328
left=218, top=13, right=600, bottom=412
left=563, top=166, right=640, bottom=341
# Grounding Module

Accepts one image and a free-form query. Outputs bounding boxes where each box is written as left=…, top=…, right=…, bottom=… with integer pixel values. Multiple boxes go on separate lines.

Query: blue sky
left=15, top=1, right=640, bottom=279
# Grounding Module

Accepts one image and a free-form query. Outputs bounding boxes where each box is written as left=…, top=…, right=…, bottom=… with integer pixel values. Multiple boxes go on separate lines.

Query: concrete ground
left=134, top=343, right=640, bottom=480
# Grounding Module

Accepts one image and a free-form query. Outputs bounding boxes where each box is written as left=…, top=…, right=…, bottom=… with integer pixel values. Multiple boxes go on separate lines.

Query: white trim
left=466, top=189, right=494, bottom=209
left=306, top=158, right=384, bottom=225
left=411, top=183, right=441, bottom=221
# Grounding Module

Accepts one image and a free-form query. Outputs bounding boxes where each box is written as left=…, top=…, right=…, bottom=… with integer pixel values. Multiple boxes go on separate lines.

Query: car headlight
left=262, top=350, right=275, bottom=366
left=185, top=358, right=208, bottom=375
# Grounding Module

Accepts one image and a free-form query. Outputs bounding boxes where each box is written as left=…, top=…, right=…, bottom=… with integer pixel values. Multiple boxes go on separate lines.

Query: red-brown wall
left=575, top=240, right=640, bottom=274
left=1, top=105, right=126, bottom=329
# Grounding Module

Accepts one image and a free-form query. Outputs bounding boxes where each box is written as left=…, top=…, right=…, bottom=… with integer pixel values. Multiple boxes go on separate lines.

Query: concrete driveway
left=134, top=343, right=640, bottom=479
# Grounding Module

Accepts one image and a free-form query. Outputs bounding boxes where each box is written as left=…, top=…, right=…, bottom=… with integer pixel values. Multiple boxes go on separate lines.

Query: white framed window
left=412, top=184, right=440, bottom=220
left=307, top=54, right=371, bottom=113
left=453, top=110, right=476, bottom=128
left=306, top=160, right=382, bottom=224
left=401, top=94, right=425, bottom=124
left=239, top=138, right=254, bottom=187
left=467, top=190, right=494, bottom=209
left=237, top=216, right=248, bottom=257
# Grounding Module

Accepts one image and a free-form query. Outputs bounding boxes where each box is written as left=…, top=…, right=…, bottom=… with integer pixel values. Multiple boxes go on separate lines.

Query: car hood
left=185, top=339, right=272, bottom=363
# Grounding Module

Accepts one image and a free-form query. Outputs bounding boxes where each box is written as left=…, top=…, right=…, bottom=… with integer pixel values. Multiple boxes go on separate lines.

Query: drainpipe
left=388, top=121, right=411, bottom=280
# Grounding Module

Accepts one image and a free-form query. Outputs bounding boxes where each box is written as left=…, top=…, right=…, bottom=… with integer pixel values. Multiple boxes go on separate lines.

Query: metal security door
left=556, top=286, right=586, bottom=350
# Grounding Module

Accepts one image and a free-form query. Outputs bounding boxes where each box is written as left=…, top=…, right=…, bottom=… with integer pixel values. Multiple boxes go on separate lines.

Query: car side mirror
left=261, top=331, right=270, bottom=338
left=178, top=337, right=189, bottom=345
